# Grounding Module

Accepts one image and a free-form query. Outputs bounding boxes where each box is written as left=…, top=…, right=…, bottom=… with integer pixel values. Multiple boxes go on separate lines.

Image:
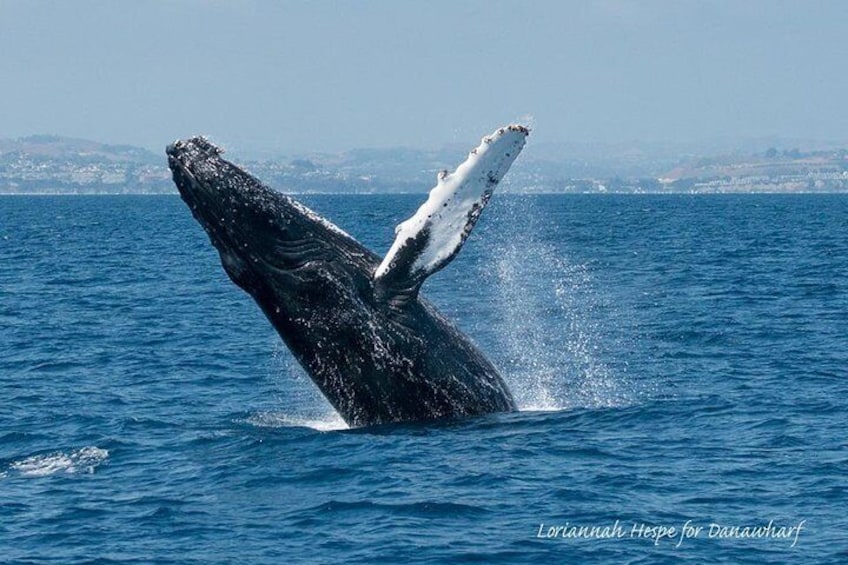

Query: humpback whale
left=167, top=125, right=529, bottom=427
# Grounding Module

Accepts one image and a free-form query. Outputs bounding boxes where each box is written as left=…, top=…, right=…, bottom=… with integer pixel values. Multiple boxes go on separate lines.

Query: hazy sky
left=2, top=1, right=846, bottom=154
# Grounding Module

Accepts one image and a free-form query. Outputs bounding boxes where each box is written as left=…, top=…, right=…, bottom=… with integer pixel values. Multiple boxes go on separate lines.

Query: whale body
left=167, top=125, right=528, bottom=427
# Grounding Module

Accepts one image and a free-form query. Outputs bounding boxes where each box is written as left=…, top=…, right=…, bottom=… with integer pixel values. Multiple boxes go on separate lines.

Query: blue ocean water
left=1, top=193, right=846, bottom=564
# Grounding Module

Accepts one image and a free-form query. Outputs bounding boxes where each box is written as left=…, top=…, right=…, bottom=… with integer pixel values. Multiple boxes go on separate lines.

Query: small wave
left=7, top=446, right=109, bottom=478
left=244, top=411, right=348, bottom=432
left=305, top=499, right=488, bottom=517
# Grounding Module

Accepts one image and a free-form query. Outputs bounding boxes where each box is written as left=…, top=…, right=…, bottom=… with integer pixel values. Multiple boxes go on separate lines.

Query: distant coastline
left=2, top=135, right=846, bottom=195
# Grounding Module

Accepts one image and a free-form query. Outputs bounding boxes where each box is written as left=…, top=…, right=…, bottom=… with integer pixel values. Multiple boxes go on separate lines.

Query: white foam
left=245, top=411, right=349, bottom=432
left=8, top=446, right=109, bottom=477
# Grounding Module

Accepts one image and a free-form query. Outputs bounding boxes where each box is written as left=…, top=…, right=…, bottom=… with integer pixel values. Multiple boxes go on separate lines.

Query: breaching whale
left=167, top=125, right=529, bottom=427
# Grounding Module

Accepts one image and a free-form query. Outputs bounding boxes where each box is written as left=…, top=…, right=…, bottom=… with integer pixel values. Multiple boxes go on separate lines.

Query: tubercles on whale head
left=166, top=136, right=223, bottom=160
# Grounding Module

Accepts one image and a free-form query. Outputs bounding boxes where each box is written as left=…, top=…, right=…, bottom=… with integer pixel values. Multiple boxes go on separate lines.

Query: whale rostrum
left=167, top=125, right=529, bottom=427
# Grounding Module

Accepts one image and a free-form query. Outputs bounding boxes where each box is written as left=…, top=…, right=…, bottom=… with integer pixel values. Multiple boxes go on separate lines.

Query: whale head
left=166, top=136, right=375, bottom=305
left=166, top=137, right=282, bottom=286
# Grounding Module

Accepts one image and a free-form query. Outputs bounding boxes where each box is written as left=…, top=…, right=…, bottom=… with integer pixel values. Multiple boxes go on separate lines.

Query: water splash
left=484, top=198, right=633, bottom=411
left=7, top=446, right=109, bottom=478
left=266, top=341, right=349, bottom=430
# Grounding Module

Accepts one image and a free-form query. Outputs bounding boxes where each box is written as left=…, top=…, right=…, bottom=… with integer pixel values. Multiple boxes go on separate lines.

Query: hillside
left=659, top=149, right=848, bottom=192
left=0, top=136, right=171, bottom=193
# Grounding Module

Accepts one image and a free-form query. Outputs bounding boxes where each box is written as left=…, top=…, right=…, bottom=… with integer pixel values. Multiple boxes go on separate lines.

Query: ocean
left=1, top=193, right=846, bottom=563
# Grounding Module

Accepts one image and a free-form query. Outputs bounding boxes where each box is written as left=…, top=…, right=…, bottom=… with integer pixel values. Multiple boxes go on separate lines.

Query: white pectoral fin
left=374, top=125, right=529, bottom=305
